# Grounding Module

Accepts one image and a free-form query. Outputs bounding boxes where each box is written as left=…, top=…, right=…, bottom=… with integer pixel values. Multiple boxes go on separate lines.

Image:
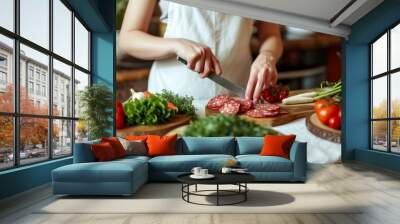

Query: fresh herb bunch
left=123, top=94, right=175, bottom=126
left=183, top=115, right=278, bottom=137
left=158, top=89, right=196, bottom=115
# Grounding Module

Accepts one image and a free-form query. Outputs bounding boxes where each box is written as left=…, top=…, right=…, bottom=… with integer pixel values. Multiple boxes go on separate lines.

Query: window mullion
left=387, top=30, right=391, bottom=153
left=48, top=0, right=54, bottom=160
left=71, top=10, right=76, bottom=155
left=13, top=0, right=20, bottom=167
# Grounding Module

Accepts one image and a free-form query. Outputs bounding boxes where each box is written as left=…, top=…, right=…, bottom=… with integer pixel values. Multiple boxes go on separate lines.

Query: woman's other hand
left=245, top=22, right=282, bottom=102
left=173, top=38, right=222, bottom=77
left=246, top=51, right=278, bottom=102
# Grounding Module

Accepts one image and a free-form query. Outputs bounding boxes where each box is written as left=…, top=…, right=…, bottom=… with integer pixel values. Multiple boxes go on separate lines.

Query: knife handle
left=177, top=56, right=188, bottom=65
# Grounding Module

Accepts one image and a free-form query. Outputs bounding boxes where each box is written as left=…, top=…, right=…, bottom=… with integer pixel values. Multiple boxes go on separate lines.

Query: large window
left=370, top=22, right=400, bottom=153
left=0, top=0, right=91, bottom=171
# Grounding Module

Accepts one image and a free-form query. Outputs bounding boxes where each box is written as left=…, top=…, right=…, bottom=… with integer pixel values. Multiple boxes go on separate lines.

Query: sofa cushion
left=53, top=158, right=147, bottom=183
left=260, top=135, right=296, bottom=159
left=236, top=155, right=293, bottom=172
left=91, top=142, right=118, bottom=161
left=149, top=154, right=235, bottom=172
left=73, top=139, right=100, bottom=163
left=236, top=137, right=263, bottom=155
left=147, top=135, right=177, bottom=157
left=178, top=137, right=235, bottom=155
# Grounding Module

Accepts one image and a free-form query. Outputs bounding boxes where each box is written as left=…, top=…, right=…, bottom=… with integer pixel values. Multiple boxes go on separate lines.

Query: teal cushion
left=178, top=137, right=235, bottom=155
left=236, top=137, right=264, bottom=155
left=236, top=155, right=293, bottom=172
left=53, top=159, right=147, bottom=183
left=149, top=154, right=235, bottom=172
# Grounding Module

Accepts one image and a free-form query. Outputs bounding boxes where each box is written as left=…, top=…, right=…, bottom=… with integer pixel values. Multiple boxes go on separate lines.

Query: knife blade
left=177, top=57, right=246, bottom=98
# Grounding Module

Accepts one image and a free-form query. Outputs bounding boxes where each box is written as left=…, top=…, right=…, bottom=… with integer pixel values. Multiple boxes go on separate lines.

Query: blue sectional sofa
left=52, top=137, right=307, bottom=196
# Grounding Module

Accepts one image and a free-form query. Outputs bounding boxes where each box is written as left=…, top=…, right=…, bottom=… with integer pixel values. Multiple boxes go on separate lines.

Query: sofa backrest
left=73, top=139, right=100, bottom=163
left=177, top=137, right=236, bottom=155
left=236, top=137, right=264, bottom=155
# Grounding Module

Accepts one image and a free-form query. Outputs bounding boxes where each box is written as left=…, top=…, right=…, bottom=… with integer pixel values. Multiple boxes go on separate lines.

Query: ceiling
left=170, top=0, right=384, bottom=38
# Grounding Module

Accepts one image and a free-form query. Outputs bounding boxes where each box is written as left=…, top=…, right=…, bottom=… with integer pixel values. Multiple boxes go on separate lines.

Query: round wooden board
left=116, top=115, right=192, bottom=136
left=306, top=113, right=341, bottom=143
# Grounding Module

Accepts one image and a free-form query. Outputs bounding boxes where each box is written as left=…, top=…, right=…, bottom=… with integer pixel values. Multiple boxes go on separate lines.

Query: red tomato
left=316, top=104, right=340, bottom=125
left=328, top=116, right=341, bottom=130
left=261, top=89, right=277, bottom=103
left=278, top=89, right=289, bottom=101
left=116, top=101, right=125, bottom=129
left=338, top=107, right=342, bottom=118
left=167, top=102, right=178, bottom=110
left=143, top=91, right=151, bottom=98
left=314, top=99, right=331, bottom=111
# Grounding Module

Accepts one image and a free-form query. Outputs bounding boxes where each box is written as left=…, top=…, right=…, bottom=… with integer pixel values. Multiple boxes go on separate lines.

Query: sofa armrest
left=289, top=141, right=307, bottom=181
left=73, top=141, right=99, bottom=163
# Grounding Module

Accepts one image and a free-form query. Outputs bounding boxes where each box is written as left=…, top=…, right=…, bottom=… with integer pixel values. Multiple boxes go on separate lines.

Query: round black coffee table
left=177, top=173, right=255, bottom=206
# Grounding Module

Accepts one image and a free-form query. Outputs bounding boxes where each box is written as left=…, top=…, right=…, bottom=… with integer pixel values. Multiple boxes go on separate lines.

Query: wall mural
left=115, top=0, right=342, bottom=164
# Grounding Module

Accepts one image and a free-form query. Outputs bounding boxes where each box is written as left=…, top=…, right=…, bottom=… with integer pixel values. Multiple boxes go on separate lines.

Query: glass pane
left=53, top=119, right=72, bottom=157
left=20, top=44, right=49, bottom=115
left=372, top=76, right=387, bottom=119
left=20, top=117, right=49, bottom=165
left=53, top=0, right=72, bottom=60
left=0, top=116, right=14, bottom=170
left=0, top=0, right=14, bottom=31
left=372, top=33, right=387, bottom=76
left=0, top=35, right=14, bottom=112
left=391, top=120, right=400, bottom=153
left=391, top=24, right=400, bottom=70
left=75, top=120, right=88, bottom=143
left=391, top=72, right=400, bottom=118
left=372, top=121, right=388, bottom=151
left=53, top=59, right=72, bottom=117
left=20, top=0, right=49, bottom=49
left=74, top=69, right=89, bottom=118
left=74, top=18, right=89, bottom=70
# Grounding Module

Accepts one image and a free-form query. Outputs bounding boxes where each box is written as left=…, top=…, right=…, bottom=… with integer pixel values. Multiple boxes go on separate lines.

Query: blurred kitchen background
left=116, top=0, right=342, bottom=102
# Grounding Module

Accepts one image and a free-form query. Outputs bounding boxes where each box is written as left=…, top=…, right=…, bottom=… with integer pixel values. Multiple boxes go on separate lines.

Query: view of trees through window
left=0, top=0, right=91, bottom=170
left=371, top=23, right=400, bottom=153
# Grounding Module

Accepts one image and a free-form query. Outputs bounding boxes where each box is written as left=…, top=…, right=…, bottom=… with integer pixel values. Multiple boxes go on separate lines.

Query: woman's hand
left=173, top=38, right=222, bottom=77
left=245, top=51, right=278, bottom=102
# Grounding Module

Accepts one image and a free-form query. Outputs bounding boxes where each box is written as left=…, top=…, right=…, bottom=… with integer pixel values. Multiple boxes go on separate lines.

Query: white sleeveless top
left=148, top=2, right=254, bottom=100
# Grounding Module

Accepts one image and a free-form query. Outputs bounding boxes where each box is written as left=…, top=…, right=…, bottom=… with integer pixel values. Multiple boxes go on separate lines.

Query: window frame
left=0, top=0, right=92, bottom=171
left=370, top=20, right=400, bottom=154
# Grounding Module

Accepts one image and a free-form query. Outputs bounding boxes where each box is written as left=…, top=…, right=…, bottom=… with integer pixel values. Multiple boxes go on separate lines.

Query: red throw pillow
left=91, top=142, right=117, bottom=162
left=260, top=135, right=296, bottom=159
left=146, top=134, right=177, bottom=157
left=101, top=137, right=127, bottom=158
left=125, top=135, right=147, bottom=141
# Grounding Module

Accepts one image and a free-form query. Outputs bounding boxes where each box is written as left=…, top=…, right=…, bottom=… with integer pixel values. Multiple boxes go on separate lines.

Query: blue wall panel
left=0, top=158, right=72, bottom=199
left=343, top=0, right=400, bottom=171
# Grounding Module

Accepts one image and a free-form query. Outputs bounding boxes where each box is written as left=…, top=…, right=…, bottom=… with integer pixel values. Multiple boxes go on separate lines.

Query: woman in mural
left=119, top=0, right=283, bottom=103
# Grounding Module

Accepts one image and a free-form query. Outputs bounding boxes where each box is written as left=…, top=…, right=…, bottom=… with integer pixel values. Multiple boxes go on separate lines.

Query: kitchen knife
left=177, top=57, right=246, bottom=98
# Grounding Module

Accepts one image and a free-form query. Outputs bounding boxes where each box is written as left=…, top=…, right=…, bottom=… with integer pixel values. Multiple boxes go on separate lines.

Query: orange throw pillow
left=125, top=135, right=147, bottom=141
left=101, top=137, right=126, bottom=158
left=91, top=142, right=117, bottom=162
left=260, top=135, right=296, bottom=159
left=146, top=134, right=177, bottom=157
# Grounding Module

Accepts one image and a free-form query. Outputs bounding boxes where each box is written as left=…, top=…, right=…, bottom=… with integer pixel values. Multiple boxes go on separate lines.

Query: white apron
left=148, top=2, right=254, bottom=100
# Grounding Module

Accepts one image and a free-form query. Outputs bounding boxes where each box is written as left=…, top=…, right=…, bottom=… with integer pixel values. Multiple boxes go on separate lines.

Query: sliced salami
left=245, top=108, right=280, bottom=118
left=255, top=103, right=280, bottom=112
left=238, top=99, right=253, bottom=113
left=219, top=100, right=240, bottom=115
left=245, top=109, right=265, bottom=118
left=207, top=95, right=231, bottom=110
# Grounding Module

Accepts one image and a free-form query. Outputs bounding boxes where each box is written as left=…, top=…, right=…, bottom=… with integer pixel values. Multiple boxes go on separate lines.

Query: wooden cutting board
left=306, top=113, right=341, bottom=143
left=116, top=115, right=192, bottom=136
left=205, top=89, right=316, bottom=127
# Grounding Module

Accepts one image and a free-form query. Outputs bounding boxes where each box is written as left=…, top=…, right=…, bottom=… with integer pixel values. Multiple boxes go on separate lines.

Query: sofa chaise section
left=52, top=142, right=149, bottom=196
